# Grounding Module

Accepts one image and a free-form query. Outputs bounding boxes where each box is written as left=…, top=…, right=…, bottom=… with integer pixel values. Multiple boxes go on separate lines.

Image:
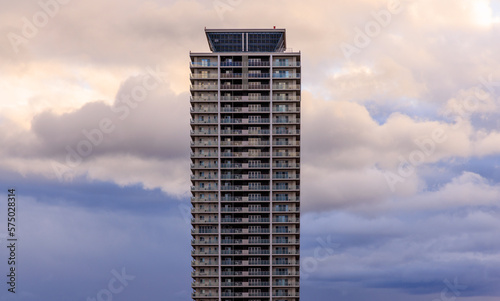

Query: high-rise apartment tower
left=190, top=28, right=300, bottom=301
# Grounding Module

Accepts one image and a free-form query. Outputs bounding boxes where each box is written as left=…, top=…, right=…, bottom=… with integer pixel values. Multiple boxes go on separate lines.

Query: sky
left=1, top=0, right=500, bottom=300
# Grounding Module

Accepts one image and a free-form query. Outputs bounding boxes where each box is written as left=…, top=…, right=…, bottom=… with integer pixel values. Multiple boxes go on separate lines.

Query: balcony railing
left=272, top=73, right=301, bottom=78
left=272, top=174, right=300, bottom=179
left=272, top=96, right=301, bottom=101
left=190, top=96, right=218, bottom=102
left=272, top=218, right=300, bottom=223
left=190, top=108, right=218, bottom=113
left=272, top=141, right=300, bottom=146
left=190, top=164, right=218, bottom=169
left=272, top=107, right=301, bottom=113
left=190, top=141, right=218, bottom=146
left=190, top=130, right=218, bottom=135
left=191, top=186, right=218, bottom=191
left=190, top=73, right=218, bottom=79
left=191, top=218, right=218, bottom=223
left=273, top=130, right=300, bottom=135
left=273, top=185, right=300, bottom=190
left=273, top=118, right=300, bottom=124
left=190, top=85, right=218, bottom=90
left=273, top=61, right=301, bottom=67
left=190, top=62, right=218, bottom=67
left=272, top=197, right=300, bottom=202
left=190, top=152, right=218, bottom=158
left=273, top=163, right=300, bottom=168
left=272, top=152, right=300, bottom=157
left=272, top=84, right=301, bottom=90
left=190, top=119, right=218, bottom=124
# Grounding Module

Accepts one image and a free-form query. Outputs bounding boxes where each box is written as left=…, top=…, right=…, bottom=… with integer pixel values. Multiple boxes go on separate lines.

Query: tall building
left=190, top=28, right=300, bottom=301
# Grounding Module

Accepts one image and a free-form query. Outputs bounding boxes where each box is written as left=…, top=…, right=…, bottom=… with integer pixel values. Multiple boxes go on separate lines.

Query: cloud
left=1, top=0, right=500, bottom=299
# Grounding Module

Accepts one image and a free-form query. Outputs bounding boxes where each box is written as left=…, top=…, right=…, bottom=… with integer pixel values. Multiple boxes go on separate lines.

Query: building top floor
left=204, top=28, right=290, bottom=53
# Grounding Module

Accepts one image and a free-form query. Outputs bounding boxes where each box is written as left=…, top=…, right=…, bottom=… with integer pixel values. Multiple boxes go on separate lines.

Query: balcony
left=191, top=218, right=218, bottom=224
left=191, top=207, right=218, bottom=213
left=191, top=260, right=218, bottom=266
left=272, top=261, right=300, bottom=266
left=272, top=96, right=301, bottom=101
left=272, top=174, right=300, bottom=179
left=191, top=229, right=218, bottom=234
left=220, top=141, right=270, bottom=147
left=248, top=84, right=270, bottom=90
left=272, top=282, right=300, bottom=287
left=273, top=207, right=300, bottom=213
left=273, top=250, right=300, bottom=255
left=272, top=84, right=300, bottom=90
left=272, top=152, right=300, bottom=157
left=220, top=96, right=271, bottom=101
left=220, top=196, right=271, bottom=202
left=273, top=291, right=300, bottom=297
left=190, top=108, right=218, bottom=113
left=273, top=185, right=300, bottom=191
left=273, top=129, right=300, bottom=135
left=192, top=281, right=219, bottom=287
left=220, top=207, right=270, bottom=212
left=191, top=271, right=219, bottom=276
left=191, top=250, right=219, bottom=255
left=190, top=85, right=218, bottom=90
left=190, top=119, right=218, bottom=124
left=221, top=217, right=271, bottom=223
left=273, top=163, right=300, bottom=168
left=220, top=61, right=242, bottom=66
left=273, top=239, right=300, bottom=244
left=273, top=271, right=300, bottom=276
left=247, top=73, right=270, bottom=78
left=191, top=186, right=218, bottom=191
left=191, top=197, right=218, bottom=203
left=272, top=73, right=301, bottom=79
left=221, top=107, right=270, bottom=113
left=220, top=73, right=243, bottom=78
left=220, top=84, right=243, bottom=90
left=190, top=96, right=218, bottom=102
left=273, top=61, right=301, bottom=67
left=272, top=218, right=300, bottom=223
left=190, top=164, right=218, bottom=169
left=221, top=152, right=271, bottom=158
left=190, top=62, right=218, bottom=67
left=191, top=292, right=218, bottom=298
left=191, top=239, right=219, bottom=245
left=272, top=107, right=301, bottom=113
left=190, top=73, right=218, bottom=79
left=190, top=130, right=218, bottom=135
left=273, top=118, right=300, bottom=124
left=190, top=152, right=218, bottom=158
left=190, top=141, right=218, bottom=147
left=272, top=141, right=300, bottom=146
left=248, top=61, right=270, bottom=67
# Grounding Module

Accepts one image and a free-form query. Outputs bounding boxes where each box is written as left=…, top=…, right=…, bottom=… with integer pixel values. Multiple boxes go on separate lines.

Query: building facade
left=190, top=28, right=300, bottom=301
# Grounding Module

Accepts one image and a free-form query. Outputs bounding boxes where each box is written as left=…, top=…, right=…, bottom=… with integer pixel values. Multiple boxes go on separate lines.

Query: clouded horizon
left=1, top=0, right=500, bottom=300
